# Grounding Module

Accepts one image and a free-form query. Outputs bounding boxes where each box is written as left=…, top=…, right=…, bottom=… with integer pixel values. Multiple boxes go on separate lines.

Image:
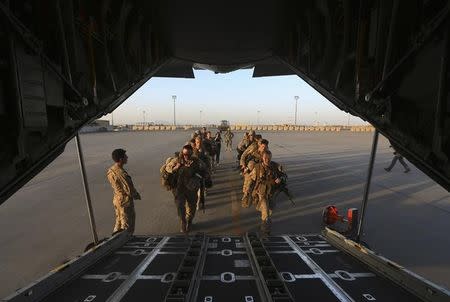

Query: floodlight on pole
left=143, top=110, right=146, bottom=125
left=294, top=96, right=299, bottom=125
left=200, top=110, right=203, bottom=125
left=172, top=95, right=177, bottom=126
left=257, top=110, right=260, bottom=125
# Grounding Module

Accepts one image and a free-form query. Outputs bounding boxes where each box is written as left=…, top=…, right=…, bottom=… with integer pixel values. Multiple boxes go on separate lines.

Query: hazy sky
left=104, top=69, right=365, bottom=126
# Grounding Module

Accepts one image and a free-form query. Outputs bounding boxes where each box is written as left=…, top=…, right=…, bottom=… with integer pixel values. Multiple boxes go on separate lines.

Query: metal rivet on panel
left=363, top=293, right=376, bottom=300
left=221, top=249, right=232, bottom=256
left=220, top=272, right=236, bottom=283
left=280, top=272, right=296, bottom=282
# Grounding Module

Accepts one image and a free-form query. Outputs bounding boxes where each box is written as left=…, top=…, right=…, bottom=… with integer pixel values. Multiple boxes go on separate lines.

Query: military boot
left=260, top=219, right=272, bottom=237
left=180, top=220, right=187, bottom=233
left=186, top=219, right=192, bottom=233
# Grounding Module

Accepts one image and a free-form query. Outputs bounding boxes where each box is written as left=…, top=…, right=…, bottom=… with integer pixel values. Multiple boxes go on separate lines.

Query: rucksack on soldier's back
left=160, top=159, right=177, bottom=191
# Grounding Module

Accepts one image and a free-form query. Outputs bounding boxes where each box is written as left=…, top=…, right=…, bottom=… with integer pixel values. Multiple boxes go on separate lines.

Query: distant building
left=80, top=119, right=112, bottom=133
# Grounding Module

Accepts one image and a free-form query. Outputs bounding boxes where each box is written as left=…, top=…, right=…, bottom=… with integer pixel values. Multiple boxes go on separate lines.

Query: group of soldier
left=235, top=130, right=288, bottom=235
left=161, top=127, right=224, bottom=233
left=106, top=126, right=287, bottom=236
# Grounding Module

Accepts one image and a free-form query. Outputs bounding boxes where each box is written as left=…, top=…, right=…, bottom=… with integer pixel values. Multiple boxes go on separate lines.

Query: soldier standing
left=224, top=129, right=235, bottom=151
left=240, top=138, right=269, bottom=207
left=214, top=131, right=222, bottom=164
left=107, top=149, right=141, bottom=234
left=169, top=145, right=208, bottom=233
left=250, top=150, right=281, bottom=236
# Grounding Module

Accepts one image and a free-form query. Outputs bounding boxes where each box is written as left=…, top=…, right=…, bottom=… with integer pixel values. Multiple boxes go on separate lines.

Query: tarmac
left=0, top=131, right=449, bottom=297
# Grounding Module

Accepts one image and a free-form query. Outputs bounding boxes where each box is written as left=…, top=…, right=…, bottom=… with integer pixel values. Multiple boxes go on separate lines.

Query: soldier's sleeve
left=237, top=140, right=245, bottom=150
left=240, top=146, right=252, bottom=166
left=107, top=171, right=127, bottom=202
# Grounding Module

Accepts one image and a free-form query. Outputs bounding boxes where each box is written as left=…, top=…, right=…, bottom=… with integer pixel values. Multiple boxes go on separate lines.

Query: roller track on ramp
left=5, top=230, right=444, bottom=302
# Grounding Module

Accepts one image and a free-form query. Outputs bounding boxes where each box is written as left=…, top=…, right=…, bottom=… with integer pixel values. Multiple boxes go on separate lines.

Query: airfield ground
left=0, top=131, right=449, bottom=297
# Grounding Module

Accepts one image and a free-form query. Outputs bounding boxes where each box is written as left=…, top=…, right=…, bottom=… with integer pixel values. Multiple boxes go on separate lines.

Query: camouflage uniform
left=236, top=134, right=251, bottom=162
left=169, top=156, right=208, bottom=230
left=250, top=161, right=282, bottom=235
left=202, top=137, right=216, bottom=171
left=107, top=164, right=140, bottom=234
left=224, top=130, right=235, bottom=151
left=240, top=142, right=262, bottom=207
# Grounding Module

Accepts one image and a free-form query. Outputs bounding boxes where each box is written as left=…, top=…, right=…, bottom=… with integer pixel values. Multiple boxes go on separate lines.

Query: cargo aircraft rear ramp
left=1, top=1, right=450, bottom=301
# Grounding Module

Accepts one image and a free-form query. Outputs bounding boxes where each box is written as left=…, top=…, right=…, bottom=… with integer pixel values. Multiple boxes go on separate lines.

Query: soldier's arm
left=237, top=140, right=246, bottom=150
left=107, top=172, right=128, bottom=202
left=128, top=177, right=141, bottom=200
left=240, top=146, right=253, bottom=167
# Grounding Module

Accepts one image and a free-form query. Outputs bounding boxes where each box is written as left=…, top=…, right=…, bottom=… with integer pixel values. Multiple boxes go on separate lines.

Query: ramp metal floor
left=39, top=234, right=421, bottom=302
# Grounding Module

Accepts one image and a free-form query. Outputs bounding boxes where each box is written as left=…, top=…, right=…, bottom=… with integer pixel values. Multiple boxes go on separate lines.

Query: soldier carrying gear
left=107, top=149, right=141, bottom=235
left=224, top=129, right=235, bottom=151
left=270, top=165, right=295, bottom=206
left=170, top=144, right=209, bottom=233
left=193, top=136, right=210, bottom=168
left=241, top=138, right=269, bottom=208
left=203, top=131, right=216, bottom=171
left=160, top=152, right=180, bottom=193
left=250, top=150, right=281, bottom=236
left=192, top=136, right=213, bottom=209
left=236, top=132, right=251, bottom=164
left=239, top=135, right=263, bottom=168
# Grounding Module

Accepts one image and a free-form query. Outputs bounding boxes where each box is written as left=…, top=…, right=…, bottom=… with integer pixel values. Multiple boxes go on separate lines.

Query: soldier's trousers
left=255, top=195, right=273, bottom=222
left=387, top=155, right=409, bottom=171
left=113, top=201, right=135, bottom=234
left=215, top=143, right=221, bottom=163
left=175, top=191, right=198, bottom=223
left=242, top=173, right=254, bottom=206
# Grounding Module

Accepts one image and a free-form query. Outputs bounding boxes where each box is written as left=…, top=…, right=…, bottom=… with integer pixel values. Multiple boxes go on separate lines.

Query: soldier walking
left=107, top=149, right=141, bottom=234
left=250, top=150, right=282, bottom=236
left=237, top=131, right=254, bottom=167
left=385, top=144, right=410, bottom=173
left=240, top=137, right=268, bottom=207
left=169, top=145, right=208, bottom=233
left=224, top=129, right=235, bottom=151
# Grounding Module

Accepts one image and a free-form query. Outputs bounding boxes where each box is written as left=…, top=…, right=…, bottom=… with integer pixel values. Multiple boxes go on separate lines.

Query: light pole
left=143, top=110, right=146, bottom=125
left=257, top=110, right=260, bottom=125
left=172, top=95, right=177, bottom=126
left=294, top=96, right=299, bottom=125
left=315, top=112, right=318, bottom=126
left=200, top=110, right=203, bottom=126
